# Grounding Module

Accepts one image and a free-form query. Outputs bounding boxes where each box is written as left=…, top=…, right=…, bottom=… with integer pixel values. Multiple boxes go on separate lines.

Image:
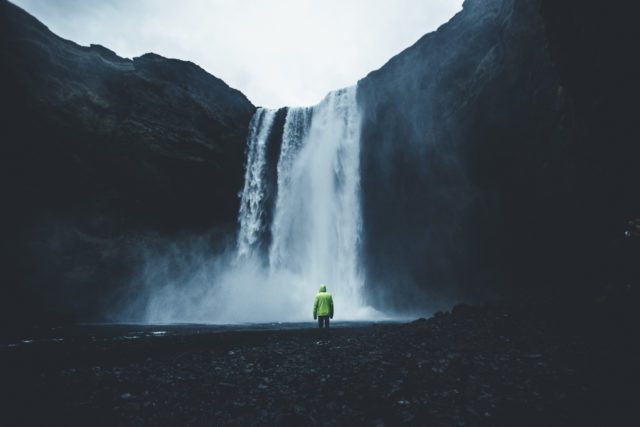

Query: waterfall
left=268, top=106, right=313, bottom=269
left=238, top=86, right=370, bottom=317
left=269, top=87, right=365, bottom=310
left=142, top=87, right=376, bottom=323
left=237, top=108, right=277, bottom=259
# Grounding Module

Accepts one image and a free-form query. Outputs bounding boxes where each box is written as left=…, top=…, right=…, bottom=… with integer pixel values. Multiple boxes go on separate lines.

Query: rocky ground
left=1, top=300, right=635, bottom=426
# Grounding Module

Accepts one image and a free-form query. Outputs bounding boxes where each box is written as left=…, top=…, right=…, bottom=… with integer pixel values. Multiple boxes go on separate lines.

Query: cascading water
left=143, top=86, right=379, bottom=323
left=237, top=86, right=371, bottom=317
left=268, top=106, right=313, bottom=270
left=269, top=88, right=365, bottom=313
left=237, top=108, right=277, bottom=259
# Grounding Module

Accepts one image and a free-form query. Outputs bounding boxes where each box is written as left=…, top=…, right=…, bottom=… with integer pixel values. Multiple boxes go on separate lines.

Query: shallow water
left=1, top=321, right=398, bottom=347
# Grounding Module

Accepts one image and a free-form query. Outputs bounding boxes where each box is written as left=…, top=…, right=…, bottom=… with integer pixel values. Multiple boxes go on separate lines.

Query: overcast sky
left=13, top=0, right=463, bottom=107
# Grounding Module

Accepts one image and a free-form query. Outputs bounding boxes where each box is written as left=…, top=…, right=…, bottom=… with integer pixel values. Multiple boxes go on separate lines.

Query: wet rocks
left=2, top=301, right=634, bottom=426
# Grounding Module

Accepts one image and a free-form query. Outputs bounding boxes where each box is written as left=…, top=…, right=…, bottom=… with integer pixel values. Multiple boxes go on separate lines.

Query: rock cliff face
left=539, top=0, right=640, bottom=256
left=358, top=0, right=639, bottom=311
left=0, top=0, right=255, bottom=322
left=357, top=0, right=577, bottom=310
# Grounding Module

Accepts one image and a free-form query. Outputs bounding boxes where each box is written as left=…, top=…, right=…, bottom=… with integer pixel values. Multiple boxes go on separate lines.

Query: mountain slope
left=0, top=0, right=255, bottom=322
left=357, top=0, right=640, bottom=311
left=357, top=0, right=576, bottom=309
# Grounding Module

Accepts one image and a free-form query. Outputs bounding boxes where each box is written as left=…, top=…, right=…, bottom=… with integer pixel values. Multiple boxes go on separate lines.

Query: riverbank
left=2, top=301, right=634, bottom=426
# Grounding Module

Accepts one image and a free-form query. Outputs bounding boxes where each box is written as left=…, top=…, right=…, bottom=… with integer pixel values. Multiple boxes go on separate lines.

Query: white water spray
left=266, top=87, right=368, bottom=316
left=269, top=106, right=313, bottom=270
left=237, top=108, right=277, bottom=259
left=142, top=86, right=380, bottom=323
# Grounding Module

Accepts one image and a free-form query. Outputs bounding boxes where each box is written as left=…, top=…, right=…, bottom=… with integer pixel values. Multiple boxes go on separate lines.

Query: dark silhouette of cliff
left=357, top=0, right=639, bottom=311
left=0, top=0, right=255, bottom=323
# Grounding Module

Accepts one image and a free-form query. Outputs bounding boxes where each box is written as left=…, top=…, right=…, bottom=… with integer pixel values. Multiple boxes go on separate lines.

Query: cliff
left=0, top=0, right=255, bottom=322
left=357, top=0, right=595, bottom=310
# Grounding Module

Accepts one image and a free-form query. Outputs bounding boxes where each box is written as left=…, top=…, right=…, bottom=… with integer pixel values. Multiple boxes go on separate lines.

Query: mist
left=124, top=86, right=386, bottom=324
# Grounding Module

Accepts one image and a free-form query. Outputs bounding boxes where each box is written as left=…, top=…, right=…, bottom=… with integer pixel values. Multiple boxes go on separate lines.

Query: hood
left=319, top=284, right=326, bottom=292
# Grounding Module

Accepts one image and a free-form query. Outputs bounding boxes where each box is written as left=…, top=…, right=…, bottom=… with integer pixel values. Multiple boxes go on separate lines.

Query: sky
left=12, top=0, right=463, bottom=107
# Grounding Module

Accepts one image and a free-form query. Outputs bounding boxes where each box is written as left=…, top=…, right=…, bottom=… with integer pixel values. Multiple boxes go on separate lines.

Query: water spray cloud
left=140, top=86, right=381, bottom=323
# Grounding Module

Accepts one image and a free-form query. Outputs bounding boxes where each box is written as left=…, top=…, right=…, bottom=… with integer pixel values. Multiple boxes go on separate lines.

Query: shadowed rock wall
left=0, top=0, right=255, bottom=322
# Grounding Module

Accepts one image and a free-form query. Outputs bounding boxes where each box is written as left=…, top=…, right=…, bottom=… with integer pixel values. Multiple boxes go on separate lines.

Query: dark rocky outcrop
left=357, top=0, right=638, bottom=311
left=0, top=0, right=255, bottom=323
left=538, top=0, right=640, bottom=288
left=3, top=300, right=633, bottom=426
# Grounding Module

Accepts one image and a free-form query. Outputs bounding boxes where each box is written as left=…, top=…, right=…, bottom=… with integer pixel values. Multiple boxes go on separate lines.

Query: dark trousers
left=318, top=316, right=330, bottom=329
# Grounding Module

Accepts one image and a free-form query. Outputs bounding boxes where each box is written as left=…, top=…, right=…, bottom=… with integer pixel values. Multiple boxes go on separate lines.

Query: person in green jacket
left=313, top=284, right=334, bottom=328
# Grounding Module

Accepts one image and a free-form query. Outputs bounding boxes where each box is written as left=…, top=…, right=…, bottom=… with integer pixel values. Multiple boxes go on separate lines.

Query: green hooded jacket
left=313, top=285, right=334, bottom=319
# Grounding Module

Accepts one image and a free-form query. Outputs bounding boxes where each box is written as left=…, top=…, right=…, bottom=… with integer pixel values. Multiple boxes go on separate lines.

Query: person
left=313, top=284, right=334, bottom=328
